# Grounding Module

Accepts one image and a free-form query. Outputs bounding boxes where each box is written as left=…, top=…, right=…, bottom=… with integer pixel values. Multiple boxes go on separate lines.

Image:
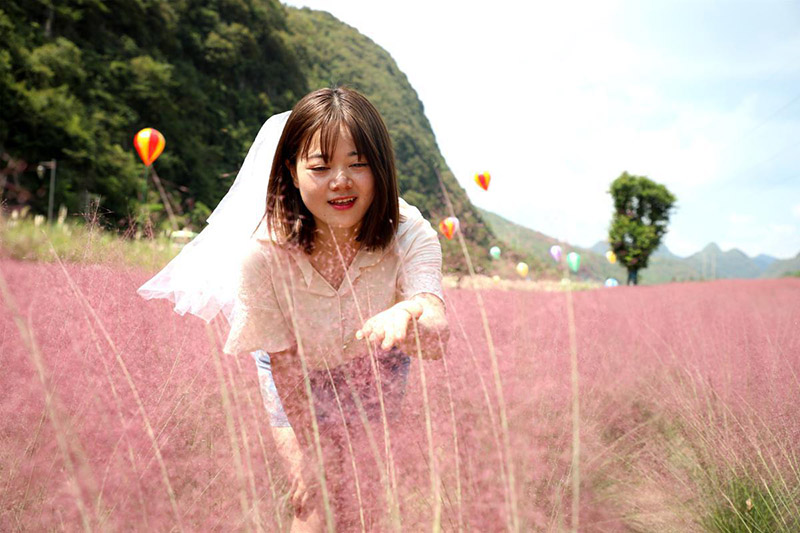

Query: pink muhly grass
left=1, top=248, right=798, bottom=532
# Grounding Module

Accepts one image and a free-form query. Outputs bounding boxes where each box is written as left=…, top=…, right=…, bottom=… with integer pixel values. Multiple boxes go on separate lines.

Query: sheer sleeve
left=397, top=211, right=445, bottom=306
left=223, top=241, right=295, bottom=355
left=252, top=350, right=292, bottom=427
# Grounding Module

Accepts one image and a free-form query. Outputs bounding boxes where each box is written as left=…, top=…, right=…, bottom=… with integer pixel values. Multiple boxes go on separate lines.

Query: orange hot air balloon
left=474, top=172, right=491, bottom=191
left=439, top=217, right=459, bottom=240
left=134, top=128, right=166, bottom=166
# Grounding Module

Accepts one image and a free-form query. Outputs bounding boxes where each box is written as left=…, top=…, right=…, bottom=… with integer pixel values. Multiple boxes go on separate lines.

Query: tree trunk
left=44, top=5, right=54, bottom=38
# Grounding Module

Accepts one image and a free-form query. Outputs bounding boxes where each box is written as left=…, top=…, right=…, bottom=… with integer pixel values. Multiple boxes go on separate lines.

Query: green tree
left=607, top=172, right=676, bottom=285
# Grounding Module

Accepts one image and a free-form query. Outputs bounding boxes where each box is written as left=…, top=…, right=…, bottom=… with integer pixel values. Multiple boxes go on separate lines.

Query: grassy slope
left=477, top=206, right=704, bottom=284
left=476, top=207, right=800, bottom=284
left=762, top=253, right=800, bottom=277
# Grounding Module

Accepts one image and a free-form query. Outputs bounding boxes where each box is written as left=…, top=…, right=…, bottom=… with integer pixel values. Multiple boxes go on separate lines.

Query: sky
left=282, top=0, right=800, bottom=259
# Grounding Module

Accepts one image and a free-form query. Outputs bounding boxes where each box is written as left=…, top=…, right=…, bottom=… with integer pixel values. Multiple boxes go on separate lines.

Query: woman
left=169, top=86, right=449, bottom=531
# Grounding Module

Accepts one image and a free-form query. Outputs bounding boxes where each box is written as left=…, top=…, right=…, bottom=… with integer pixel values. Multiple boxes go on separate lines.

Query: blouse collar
left=287, top=243, right=389, bottom=295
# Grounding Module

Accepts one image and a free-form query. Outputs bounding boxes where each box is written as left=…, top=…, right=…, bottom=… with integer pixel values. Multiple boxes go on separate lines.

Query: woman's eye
left=351, top=163, right=368, bottom=168
left=310, top=166, right=328, bottom=172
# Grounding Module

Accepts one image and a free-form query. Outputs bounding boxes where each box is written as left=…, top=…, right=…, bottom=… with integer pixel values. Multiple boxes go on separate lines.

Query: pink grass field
left=1, top=257, right=798, bottom=532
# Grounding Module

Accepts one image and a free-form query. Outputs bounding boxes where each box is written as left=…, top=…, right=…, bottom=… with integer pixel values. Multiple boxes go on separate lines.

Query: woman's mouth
left=328, top=197, right=357, bottom=210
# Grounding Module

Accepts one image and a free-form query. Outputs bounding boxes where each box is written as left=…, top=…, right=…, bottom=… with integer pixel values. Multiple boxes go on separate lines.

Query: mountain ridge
left=479, top=207, right=798, bottom=283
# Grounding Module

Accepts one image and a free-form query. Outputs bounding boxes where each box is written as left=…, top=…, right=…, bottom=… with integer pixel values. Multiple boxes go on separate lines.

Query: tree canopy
left=607, top=172, right=676, bottom=283
left=0, top=1, right=492, bottom=271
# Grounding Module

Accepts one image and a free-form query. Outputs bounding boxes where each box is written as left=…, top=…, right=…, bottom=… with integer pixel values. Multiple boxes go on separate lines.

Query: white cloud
left=768, top=223, right=795, bottom=235
left=728, top=213, right=755, bottom=224
left=793, top=203, right=800, bottom=218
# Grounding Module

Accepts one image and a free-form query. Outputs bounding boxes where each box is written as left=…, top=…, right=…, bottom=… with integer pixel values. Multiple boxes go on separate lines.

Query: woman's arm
left=356, top=292, right=450, bottom=360
left=254, top=350, right=291, bottom=427
left=255, top=345, right=318, bottom=518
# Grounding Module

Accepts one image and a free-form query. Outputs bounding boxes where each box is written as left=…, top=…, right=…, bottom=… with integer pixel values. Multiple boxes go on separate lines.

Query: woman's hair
left=263, top=86, right=401, bottom=254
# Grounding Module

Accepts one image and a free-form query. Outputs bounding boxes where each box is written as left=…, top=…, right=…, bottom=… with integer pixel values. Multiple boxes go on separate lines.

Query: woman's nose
left=329, top=168, right=352, bottom=189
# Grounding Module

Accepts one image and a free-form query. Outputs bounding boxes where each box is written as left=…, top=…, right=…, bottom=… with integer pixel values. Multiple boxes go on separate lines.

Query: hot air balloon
left=474, top=172, right=491, bottom=191
left=489, top=246, right=501, bottom=259
left=134, top=128, right=166, bottom=167
left=516, top=262, right=529, bottom=278
left=567, top=252, right=581, bottom=273
left=549, top=245, right=562, bottom=263
left=605, top=250, right=617, bottom=264
left=604, top=278, right=619, bottom=287
left=439, top=217, right=459, bottom=240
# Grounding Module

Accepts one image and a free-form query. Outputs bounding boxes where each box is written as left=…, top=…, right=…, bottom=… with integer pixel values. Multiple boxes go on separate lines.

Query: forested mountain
left=0, top=1, right=492, bottom=272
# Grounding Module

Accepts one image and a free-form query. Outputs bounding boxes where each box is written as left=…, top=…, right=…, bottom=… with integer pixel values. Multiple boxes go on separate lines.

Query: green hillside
left=479, top=204, right=799, bottom=284
left=0, top=1, right=493, bottom=273
left=478, top=206, right=773, bottom=284
left=477, top=207, right=627, bottom=282
left=761, top=253, right=800, bottom=278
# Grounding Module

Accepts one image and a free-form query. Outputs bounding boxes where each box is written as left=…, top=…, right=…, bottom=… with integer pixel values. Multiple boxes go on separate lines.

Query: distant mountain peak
left=590, top=241, right=609, bottom=254
left=753, top=253, right=778, bottom=271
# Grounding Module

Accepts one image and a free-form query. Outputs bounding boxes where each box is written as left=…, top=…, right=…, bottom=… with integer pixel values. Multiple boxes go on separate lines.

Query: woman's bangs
left=298, top=113, right=369, bottom=163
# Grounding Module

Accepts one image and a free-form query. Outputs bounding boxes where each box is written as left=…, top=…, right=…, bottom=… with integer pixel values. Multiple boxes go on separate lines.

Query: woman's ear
left=286, top=160, right=299, bottom=188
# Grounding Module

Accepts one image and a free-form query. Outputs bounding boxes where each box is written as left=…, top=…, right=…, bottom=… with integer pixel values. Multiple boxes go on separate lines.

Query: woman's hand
left=358, top=294, right=449, bottom=359
left=356, top=300, right=423, bottom=351
left=287, top=448, right=319, bottom=519
left=271, top=426, right=319, bottom=519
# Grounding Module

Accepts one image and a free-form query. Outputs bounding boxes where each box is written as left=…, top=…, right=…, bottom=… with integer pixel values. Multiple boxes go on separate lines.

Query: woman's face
left=291, top=125, right=375, bottom=246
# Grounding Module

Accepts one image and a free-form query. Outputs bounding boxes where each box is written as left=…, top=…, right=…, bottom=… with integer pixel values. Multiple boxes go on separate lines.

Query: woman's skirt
left=262, top=348, right=412, bottom=530
left=306, top=348, right=410, bottom=430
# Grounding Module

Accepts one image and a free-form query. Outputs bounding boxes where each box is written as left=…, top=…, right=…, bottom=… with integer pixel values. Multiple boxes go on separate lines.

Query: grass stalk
left=319, top=359, right=368, bottom=532
left=0, top=267, right=95, bottom=532
left=48, top=240, right=185, bottom=531
left=274, top=261, right=335, bottom=533
left=329, top=228, right=404, bottom=529
left=447, top=298, right=509, bottom=520
left=212, top=318, right=286, bottom=531
left=563, top=282, right=581, bottom=533
left=410, top=318, right=442, bottom=532
left=227, top=345, right=267, bottom=532
left=436, top=326, right=464, bottom=532
left=436, top=167, right=519, bottom=531
left=205, top=325, right=255, bottom=531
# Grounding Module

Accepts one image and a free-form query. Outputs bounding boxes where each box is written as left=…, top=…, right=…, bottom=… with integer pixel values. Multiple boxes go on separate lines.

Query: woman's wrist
left=394, top=299, right=424, bottom=320
left=272, top=426, right=302, bottom=464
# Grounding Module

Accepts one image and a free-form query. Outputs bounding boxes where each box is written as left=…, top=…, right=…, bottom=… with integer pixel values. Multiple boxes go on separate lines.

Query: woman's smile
left=328, top=196, right=357, bottom=209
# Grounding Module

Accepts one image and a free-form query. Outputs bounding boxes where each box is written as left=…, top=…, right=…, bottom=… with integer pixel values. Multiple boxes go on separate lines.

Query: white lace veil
left=136, top=111, right=291, bottom=324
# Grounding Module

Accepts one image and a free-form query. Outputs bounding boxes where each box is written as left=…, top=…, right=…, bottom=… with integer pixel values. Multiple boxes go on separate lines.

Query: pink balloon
left=549, top=245, right=562, bottom=262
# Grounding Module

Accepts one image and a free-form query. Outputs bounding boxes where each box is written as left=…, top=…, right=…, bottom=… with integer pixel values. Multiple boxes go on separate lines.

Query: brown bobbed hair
left=263, top=87, right=401, bottom=255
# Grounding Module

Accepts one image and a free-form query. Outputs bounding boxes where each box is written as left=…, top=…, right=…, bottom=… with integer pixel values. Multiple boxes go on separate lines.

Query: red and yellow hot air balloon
left=439, top=217, right=459, bottom=240
left=474, top=172, right=491, bottom=191
left=134, top=128, right=166, bottom=167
